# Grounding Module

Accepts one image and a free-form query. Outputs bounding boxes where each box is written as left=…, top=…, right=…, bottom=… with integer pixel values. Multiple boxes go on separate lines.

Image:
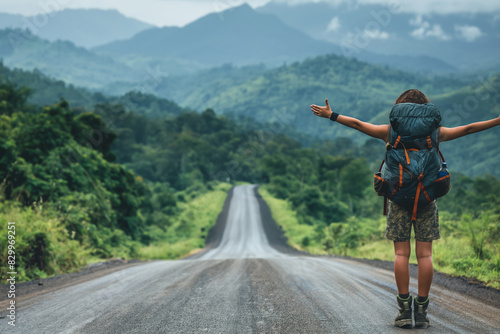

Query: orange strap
left=408, top=148, right=419, bottom=152
left=403, top=144, right=410, bottom=165
left=427, top=136, right=432, bottom=149
left=378, top=160, right=384, bottom=172
left=399, top=164, right=403, bottom=187
left=422, top=187, right=432, bottom=203
left=438, top=149, right=446, bottom=163
left=434, top=174, right=450, bottom=183
left=412, top=183, right=422, bottom=222
left=412, top=173, right=425, bottom=222
left=394, top=136, right=401, bottom=149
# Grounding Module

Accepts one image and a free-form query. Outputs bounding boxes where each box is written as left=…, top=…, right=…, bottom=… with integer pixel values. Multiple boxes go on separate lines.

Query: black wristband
left=329, top=111, right=339, bottom=122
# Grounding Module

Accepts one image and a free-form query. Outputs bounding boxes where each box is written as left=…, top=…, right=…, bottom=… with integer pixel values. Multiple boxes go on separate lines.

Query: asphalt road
left=1, top=185, right=499, bottom=333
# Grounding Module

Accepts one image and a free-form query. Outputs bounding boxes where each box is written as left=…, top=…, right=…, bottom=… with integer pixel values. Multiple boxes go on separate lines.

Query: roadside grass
left=259, top=186, right=327, bottom=255
left=0, top=201, right=90, bottom=281
left=259, top=188, right=500, bottom=289
left=138, top=182, right=232, bottom=260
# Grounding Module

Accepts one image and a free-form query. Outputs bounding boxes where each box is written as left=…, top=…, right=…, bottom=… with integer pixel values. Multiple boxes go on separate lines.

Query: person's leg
left=393, top=240, right=412, bottom=327
left=413, top=200, right=439, bottom=329
left=385, top=200, right=413, bottom=327
left=415, top=241, right=433, bottom=298
left=394, top=241, right=411, bottom=295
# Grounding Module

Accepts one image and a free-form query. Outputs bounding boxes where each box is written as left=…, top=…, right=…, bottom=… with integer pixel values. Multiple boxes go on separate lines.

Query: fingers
left=325, top=99, right=330, bottom=109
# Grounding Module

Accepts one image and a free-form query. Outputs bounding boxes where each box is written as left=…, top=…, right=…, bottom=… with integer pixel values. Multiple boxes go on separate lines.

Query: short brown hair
left=395, top=89, right=430, bottom=105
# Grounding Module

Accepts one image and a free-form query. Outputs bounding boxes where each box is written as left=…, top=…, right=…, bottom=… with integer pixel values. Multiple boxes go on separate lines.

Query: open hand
left=311, top=99, right=333, bottom=119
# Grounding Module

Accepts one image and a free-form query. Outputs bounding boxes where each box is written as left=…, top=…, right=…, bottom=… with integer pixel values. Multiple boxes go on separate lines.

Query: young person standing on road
left=310, top=89, right=500, bottom=328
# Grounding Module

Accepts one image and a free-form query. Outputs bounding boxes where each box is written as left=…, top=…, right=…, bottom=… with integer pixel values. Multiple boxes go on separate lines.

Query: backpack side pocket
left=434, top=173, right=451, bottom=198
left=374, top=172, right=389, bottom=197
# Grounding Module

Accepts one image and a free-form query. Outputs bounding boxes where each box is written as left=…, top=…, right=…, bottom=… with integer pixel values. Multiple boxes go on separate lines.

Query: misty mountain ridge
left=0, top=28, right=138, bottom=89
left=94, top=4, right=338, bottom=67
left=94, top=4, right=456, bottom=73
left=0, top=9, right=153, bottom=48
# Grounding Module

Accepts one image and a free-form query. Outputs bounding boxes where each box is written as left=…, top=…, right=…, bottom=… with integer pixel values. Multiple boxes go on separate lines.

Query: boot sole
left=415, top=322, right=429, bottom=329
left=394, top=319, right=412, bottom=328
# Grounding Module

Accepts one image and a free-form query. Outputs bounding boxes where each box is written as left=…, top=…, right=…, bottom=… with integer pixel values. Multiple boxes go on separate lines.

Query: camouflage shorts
left=385, top=200, right=441, bottom=242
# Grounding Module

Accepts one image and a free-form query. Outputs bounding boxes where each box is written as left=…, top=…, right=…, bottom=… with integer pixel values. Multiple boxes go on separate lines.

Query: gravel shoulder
left=0, top=259, right=146, bottom=310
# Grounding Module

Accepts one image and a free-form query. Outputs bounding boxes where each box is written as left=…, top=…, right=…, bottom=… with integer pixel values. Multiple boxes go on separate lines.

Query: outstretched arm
left=311, top=99, right=389, bottom=141
left=440, top=116, right=500, bottom=142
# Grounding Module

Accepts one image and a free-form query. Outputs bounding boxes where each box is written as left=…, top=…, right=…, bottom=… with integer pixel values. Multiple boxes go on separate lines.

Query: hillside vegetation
left=150, top=55, right=500, bottom=177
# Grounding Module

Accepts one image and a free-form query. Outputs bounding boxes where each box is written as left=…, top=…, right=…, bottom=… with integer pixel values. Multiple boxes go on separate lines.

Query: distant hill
left=0, top=9, right=153, bottom=48
left=0, top=28, right=139, bottom=90
left=143, top=54, right=469, bottom=144
left=150, top=54, right=466, bottom=129
left=94, top=4, right=339, bottom=67
left=257, top=2, right=500, bottom=70
left=0, top=62, right=187, bottom=119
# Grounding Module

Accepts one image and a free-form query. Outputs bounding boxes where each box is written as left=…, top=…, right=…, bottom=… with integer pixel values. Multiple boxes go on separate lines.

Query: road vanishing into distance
left=1, top=185, right=499, bottom=333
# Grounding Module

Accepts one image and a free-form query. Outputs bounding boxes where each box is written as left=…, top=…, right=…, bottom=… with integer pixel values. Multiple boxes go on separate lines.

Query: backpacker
left=374, top=103, right=451, bottom=221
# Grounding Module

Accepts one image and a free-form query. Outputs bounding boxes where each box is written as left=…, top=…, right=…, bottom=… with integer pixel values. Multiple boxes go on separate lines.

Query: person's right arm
left=439, top=116, right=500, bottom=142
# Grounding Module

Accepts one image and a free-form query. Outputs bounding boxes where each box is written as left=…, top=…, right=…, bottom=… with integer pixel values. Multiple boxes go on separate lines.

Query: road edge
left=254, top=185, right=307, bottom=256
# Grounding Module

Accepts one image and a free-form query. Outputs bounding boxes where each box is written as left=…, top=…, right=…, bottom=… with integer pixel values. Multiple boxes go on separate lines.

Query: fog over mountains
left=257, top=2, right=500, bottom=70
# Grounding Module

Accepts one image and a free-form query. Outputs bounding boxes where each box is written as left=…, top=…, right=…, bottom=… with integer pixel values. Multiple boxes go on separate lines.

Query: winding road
left=1, top=185, right=499, bottom=333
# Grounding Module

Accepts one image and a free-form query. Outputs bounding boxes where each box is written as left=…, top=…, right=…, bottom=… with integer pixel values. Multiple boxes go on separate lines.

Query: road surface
left=1, top=185, right=499, bottom=333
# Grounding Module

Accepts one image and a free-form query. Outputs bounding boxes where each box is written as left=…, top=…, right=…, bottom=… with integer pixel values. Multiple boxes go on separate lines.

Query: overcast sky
left=2, top=0, right=500, bottom=27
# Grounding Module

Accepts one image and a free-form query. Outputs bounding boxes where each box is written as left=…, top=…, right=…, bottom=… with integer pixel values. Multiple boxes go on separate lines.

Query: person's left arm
left=439, top=116, right=500, bottom=142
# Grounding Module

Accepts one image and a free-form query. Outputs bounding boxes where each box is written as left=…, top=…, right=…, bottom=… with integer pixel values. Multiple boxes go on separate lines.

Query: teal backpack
left=374, top=103, right=450, bottom=221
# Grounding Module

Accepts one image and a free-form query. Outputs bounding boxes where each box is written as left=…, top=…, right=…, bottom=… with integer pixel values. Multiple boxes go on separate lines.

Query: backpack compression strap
left=412, top=173, right=432, bottom=222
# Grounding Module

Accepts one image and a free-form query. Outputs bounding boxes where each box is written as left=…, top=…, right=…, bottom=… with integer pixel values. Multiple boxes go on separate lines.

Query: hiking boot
left=394, top=295, right=413, bottom=328
left=414, top=297, right=430, bottom=329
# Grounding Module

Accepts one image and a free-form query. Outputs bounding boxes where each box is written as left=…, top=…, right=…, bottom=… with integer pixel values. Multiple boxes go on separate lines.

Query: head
left=395, top=89, right=430, bottom=105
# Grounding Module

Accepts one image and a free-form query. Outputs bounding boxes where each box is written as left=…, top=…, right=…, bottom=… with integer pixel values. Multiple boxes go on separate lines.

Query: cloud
left=455, top=25, right=483, bottom=42
left=364, top=29, right=389, bottom=39
left=410, top=16, right=450, bottom=40
left=274, top=0, right=500, bottom=15
left=326, top=16, right=340, bottom=32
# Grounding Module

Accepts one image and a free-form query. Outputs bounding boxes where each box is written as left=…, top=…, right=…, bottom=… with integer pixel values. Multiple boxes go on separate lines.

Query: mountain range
left=94, top=4, right=454, bottom=73
left=0, top=3, right=499, bottom=100
left=1, top=3, right=489, bottom=93
left=93, top=4, right=338, bottom=67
